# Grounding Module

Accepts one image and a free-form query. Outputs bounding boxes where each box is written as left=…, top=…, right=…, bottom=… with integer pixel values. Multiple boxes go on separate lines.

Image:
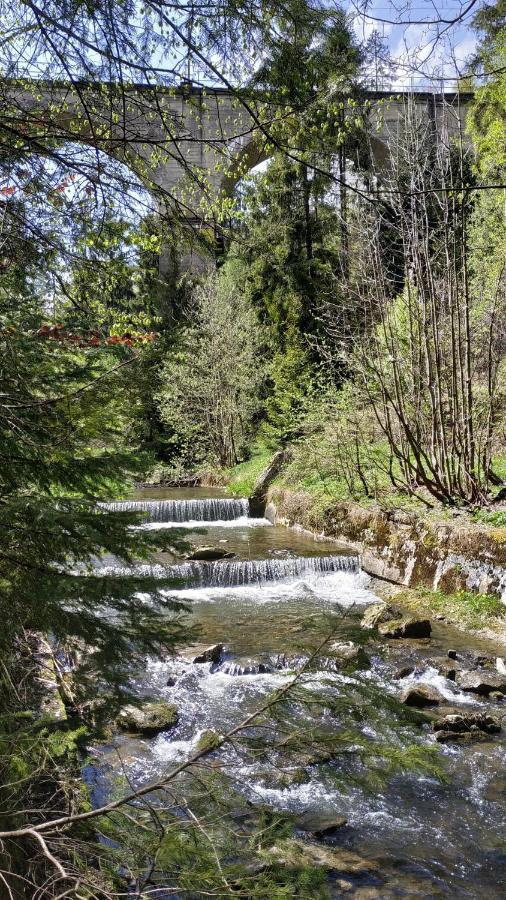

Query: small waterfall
left=103, top=554, right=359, bottom=587
left=101, top=497, right=250, bottom=523
left=171, top=555, right=358, bottom=587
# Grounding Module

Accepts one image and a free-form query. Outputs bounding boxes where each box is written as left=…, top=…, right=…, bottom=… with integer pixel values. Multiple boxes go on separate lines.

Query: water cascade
left=168, top=554, right=358, bottom=587
left=101, top=554, right=358, bottom=586
left=101, top=497, right=250, bottom=523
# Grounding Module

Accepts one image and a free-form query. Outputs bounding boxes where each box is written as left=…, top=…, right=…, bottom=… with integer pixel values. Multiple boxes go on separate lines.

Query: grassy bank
left=226, top=450, right=273, bottom=497
left=391, top=587, right=506, bottom=633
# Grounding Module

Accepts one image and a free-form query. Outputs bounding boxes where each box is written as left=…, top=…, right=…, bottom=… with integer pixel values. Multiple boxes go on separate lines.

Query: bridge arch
left=5, top=80, right=472, bottom=269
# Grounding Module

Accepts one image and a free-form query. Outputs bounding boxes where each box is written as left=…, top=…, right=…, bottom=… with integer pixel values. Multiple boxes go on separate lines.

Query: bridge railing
left=363, top=77, right=463, bottom=94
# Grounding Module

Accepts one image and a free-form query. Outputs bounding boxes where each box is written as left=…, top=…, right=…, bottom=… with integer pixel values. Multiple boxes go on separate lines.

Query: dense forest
left=0, top=0, right=505, bottom=897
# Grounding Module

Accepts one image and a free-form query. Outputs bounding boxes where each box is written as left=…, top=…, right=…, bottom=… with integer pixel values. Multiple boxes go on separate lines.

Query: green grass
left=394, top=587, right=506, bottom=631
left=227, top=450, right=273, bottom=496
left=473, top=508, right=506, bottom=528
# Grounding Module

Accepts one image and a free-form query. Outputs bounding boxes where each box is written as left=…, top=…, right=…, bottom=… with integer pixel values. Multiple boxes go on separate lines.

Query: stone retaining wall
left=265, top=488, right=506, bottom=602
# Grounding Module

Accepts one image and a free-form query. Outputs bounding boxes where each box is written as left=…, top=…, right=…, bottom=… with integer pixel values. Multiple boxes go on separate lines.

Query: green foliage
left=157, top=268, right=265, bottom=468
left=468, top=5, right=506, bottom=180
left=263, top=346, right=318, bottom=447
left=280, top=385, right=418, bottom=507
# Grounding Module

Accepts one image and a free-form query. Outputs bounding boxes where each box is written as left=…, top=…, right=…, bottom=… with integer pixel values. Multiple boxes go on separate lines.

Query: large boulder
left=457, top=671, right=506, bottom=696
left=378, top=618, right=432, bottom=639
left=296, top=811, right=348, bottom=837
left=117, top=701, right=179, bottom=735
left=361, top=602, right=398, bottom=630
left=400, top=684, right=444, bottom=707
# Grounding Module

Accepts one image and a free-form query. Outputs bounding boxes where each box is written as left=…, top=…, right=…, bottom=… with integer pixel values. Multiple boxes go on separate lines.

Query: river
left=90, top=486, right=506, bottom=898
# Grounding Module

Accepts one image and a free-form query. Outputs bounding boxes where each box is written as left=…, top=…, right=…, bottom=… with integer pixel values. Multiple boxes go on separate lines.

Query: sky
left=348, top=0, right=480, bottom=88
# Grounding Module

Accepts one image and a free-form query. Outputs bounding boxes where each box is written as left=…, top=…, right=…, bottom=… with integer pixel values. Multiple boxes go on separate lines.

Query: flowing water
left=91, top=487, right=506, bottom=898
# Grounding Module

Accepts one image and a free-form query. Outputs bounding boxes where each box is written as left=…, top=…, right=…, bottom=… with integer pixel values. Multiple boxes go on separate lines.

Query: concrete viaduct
left=5, top=79, right=473, bottom=269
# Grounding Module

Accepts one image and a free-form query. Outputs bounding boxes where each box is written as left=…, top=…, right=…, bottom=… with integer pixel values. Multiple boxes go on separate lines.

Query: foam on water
left=152, top=730, right=206, bottom=763
left=162, top=569, right=374, bottom=606
left=402, top=666, right=477, bottom=705
left=135, top=516, right=271, bottom=530
left=169, top=554, right=359, bottom=586
left=100, top=553, right=358, bottom=583
left=241, top=775, right=339, bottom=811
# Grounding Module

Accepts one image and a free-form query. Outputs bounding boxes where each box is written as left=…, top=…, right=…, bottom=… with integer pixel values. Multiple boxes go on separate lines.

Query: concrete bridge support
left=5, top=79, right=472, bottom=275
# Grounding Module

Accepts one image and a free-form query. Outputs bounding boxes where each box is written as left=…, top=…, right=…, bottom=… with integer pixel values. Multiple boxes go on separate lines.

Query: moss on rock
left=117, top=701, right=179, bottom=735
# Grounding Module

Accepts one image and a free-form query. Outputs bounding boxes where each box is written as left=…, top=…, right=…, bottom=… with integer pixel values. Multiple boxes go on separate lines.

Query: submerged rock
left=187, top=547, right=235, bottom=561
left=328, top=641, right=370, bottom=669
left=296, top=811, right=348, bottom=837
left=361, top=602, right=398, bottom=629
left=400, top=684, right=444, bottom=707
left=378, top=618, right=431, bottom=639
left=117, top=701, right=179, bottom=735
left=193, top=643, right=224, bottom=664
left=214, top=660, right=271, bottom=676
left=457, top=671, right=506, bottom=696
left=263, top=839, right=376, bottom=874
left=262, top=768, right=310, bottom=790
left=432, top=712, right=501, bottom=742
left=472, top=653, right=495, bottom=668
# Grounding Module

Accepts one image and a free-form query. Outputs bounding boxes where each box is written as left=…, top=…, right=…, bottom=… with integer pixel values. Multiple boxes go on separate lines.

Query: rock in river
left=361, top=602, right=398, bottom=629
left=193, top=643, right=224, bottom=664
left=393, top=665, right=415, bottom=680
left=400, top=684, right=444, bottom=707
left=263, top=839, right=376, bottom=874
left=117, top=701, right=179, bottom=735
left=296, top=811, right=348, bottom=837
left=432, top=712, right=501, bottom=743
left=378, top=618, right=431, bottom=639
left=457, top=671, right=506, bottom=696
left=187, top=547, right=235, bottom=561
left=437, top=663, right=457, bottom=681
left=328, top=640, right=370, bottom=669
